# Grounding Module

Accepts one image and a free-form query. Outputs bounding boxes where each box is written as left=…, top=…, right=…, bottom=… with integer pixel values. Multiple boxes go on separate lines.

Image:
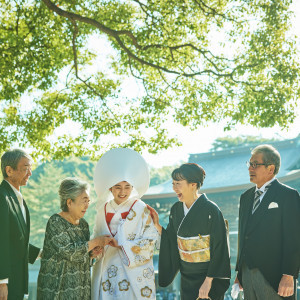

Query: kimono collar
left=109, top=197, right=136, bottom=212
left=183, top=194, right=206, bottom=216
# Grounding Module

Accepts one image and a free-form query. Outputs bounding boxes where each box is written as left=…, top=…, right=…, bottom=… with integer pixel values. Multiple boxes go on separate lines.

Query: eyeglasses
left=246, top=161, right=268, bottom=169
left=20, top=166, right=32, bottom=172
left=77, top=200, right=90, bottom=205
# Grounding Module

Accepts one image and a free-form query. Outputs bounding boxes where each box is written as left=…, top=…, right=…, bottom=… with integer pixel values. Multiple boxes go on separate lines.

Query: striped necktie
left=252, top=183, right=272, bottom=214
left=252, top=190, right=263, bottom=214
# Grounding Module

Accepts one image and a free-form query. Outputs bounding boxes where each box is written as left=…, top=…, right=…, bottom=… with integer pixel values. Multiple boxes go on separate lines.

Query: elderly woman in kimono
left=148, top=163, right=231, bottom=300
left=91, top=148, right=159, bottom=300
left=37, top=177, right=116, bottom=300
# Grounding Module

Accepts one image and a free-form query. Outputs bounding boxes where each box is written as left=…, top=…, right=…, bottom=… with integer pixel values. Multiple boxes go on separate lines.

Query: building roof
left=144, top=136, right=300, bottom=199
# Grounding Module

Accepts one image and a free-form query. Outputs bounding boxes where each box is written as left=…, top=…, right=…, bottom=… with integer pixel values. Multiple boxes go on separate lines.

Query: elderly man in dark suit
left=0, top=149, right=40, bottom=300
left=235, top=144, right=300, bottom=300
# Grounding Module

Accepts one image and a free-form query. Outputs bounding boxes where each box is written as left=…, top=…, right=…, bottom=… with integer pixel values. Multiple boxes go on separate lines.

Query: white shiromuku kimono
left=91, top=197, right=159, bottom=300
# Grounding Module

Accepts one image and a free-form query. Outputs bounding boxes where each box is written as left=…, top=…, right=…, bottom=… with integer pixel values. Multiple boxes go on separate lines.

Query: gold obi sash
left=177, top=234, right=210, bottom=263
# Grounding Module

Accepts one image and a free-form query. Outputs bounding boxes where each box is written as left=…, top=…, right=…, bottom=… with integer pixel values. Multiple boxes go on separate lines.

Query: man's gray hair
left=251, top=144, right=281, bottom=175
left=59, top=177, right=89, bottom=212
left=1, top=149, right=32, bottom=178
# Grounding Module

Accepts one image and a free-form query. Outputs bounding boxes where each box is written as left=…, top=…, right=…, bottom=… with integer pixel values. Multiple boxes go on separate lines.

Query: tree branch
left=192, top=0, right=239, bottom=23
left=71, top=20, right=79, bottom=77
left=41, top=0, right=240, bottom=78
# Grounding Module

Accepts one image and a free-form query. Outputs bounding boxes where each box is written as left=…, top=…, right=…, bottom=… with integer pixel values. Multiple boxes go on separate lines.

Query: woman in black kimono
left=148, top=163, right=230, bottom=300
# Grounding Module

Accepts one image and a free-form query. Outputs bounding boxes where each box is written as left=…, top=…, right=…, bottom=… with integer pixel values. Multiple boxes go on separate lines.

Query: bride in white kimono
left=91, top=148, right=159, bottom=300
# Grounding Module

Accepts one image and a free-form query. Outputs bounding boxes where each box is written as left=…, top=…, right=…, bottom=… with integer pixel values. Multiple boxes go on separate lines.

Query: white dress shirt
left=255, top=177, right=276, bottom=204
left=5, top=180, right=27, bottom=223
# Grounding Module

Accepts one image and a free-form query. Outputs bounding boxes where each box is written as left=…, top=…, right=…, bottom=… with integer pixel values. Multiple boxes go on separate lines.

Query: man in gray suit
left=235, top=144, right=300, bottom=300
left=0, top=149, right=40, bottom=300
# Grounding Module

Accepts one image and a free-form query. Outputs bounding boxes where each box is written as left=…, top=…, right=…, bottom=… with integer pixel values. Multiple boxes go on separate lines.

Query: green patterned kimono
left=37, top=214, right=91, bottom=300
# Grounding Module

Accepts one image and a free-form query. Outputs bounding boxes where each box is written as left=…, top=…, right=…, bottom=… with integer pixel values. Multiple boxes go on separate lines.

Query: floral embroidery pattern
left=132, top=239, right=155, bottom=265
left=141, top=286, right=152, bottom=298
left=102, top=279, right=111, bottom=292
left=146, top=214, right=152, bottom=225
left=142, top=207, right=150, bottom=219
left=143, top=268, right=154, bottom=279
left=107, top=265, right=118, bottom=278
left=128, top=233, right=136, bottom=240
left=127, top=209, right=136, bottom=221
left=131, top=245, right=141, bottom=254
left=177, top=235, right=210, bottom=263
left=134, top=254, right=147, bottom=264
left=138, top=239, right=150, bottom=248
left=137, top=276, right=143, bottom=283
left=178, top=235, right=210, bottom=251
left=109, top=287, right=114, bottom=295
left=118, top=279, right=130, bottom=291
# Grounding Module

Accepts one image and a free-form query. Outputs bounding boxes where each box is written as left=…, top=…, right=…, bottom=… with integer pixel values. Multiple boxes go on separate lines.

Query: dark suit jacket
left=0, top=180, right=40, bottom=297
left=235, top=179, right=300, bottom=299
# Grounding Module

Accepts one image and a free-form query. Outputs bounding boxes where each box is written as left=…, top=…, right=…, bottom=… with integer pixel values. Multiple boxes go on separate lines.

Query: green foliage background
left=1, top=0, right=299, bottom=160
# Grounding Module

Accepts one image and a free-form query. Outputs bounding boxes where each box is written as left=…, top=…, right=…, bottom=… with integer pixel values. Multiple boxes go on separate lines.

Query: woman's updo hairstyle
left=171, top=163, right=206, bottom=189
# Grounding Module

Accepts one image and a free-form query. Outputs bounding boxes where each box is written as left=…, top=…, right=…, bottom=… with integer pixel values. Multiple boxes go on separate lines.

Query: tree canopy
left=1, top=0, right=299, bottom=159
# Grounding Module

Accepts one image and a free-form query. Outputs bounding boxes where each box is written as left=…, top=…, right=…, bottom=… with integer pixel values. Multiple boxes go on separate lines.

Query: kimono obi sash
left=177, top=234, right=210, bottom=263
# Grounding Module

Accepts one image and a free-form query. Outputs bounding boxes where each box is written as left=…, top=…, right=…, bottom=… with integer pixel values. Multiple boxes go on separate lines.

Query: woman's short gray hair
left=59, top=177, right=89, bottom=212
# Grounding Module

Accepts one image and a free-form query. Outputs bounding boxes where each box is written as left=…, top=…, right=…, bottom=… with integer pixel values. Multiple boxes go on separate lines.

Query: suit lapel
left=240, top=188, right=255, bottom=238
left=2, top=180, right=28, bottom=238
left=246, top=179, right=278, bottom=234
left=24, top=199, right=30, bottom=234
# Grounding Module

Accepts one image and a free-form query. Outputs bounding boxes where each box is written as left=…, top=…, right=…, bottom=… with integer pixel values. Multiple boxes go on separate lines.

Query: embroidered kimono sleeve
left=45, top=216, right=89, bottom=263
left=117, top=206, right=159, bottom=268
left=158, top=209, right=180, bottom=287
left=207, top=208, right=231, bottom=279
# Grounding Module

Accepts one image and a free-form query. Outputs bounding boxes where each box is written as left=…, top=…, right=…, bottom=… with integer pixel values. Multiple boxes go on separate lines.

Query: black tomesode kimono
left=159, top=194, right=231, bottom=300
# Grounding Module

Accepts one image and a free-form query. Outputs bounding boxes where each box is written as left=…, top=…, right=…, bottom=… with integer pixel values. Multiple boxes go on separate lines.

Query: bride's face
left=110, top=181, right=133, bottom=204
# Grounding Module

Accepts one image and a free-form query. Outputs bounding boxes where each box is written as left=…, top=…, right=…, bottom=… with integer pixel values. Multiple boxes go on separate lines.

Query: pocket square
left=268, top=202, right=278, bottom=209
